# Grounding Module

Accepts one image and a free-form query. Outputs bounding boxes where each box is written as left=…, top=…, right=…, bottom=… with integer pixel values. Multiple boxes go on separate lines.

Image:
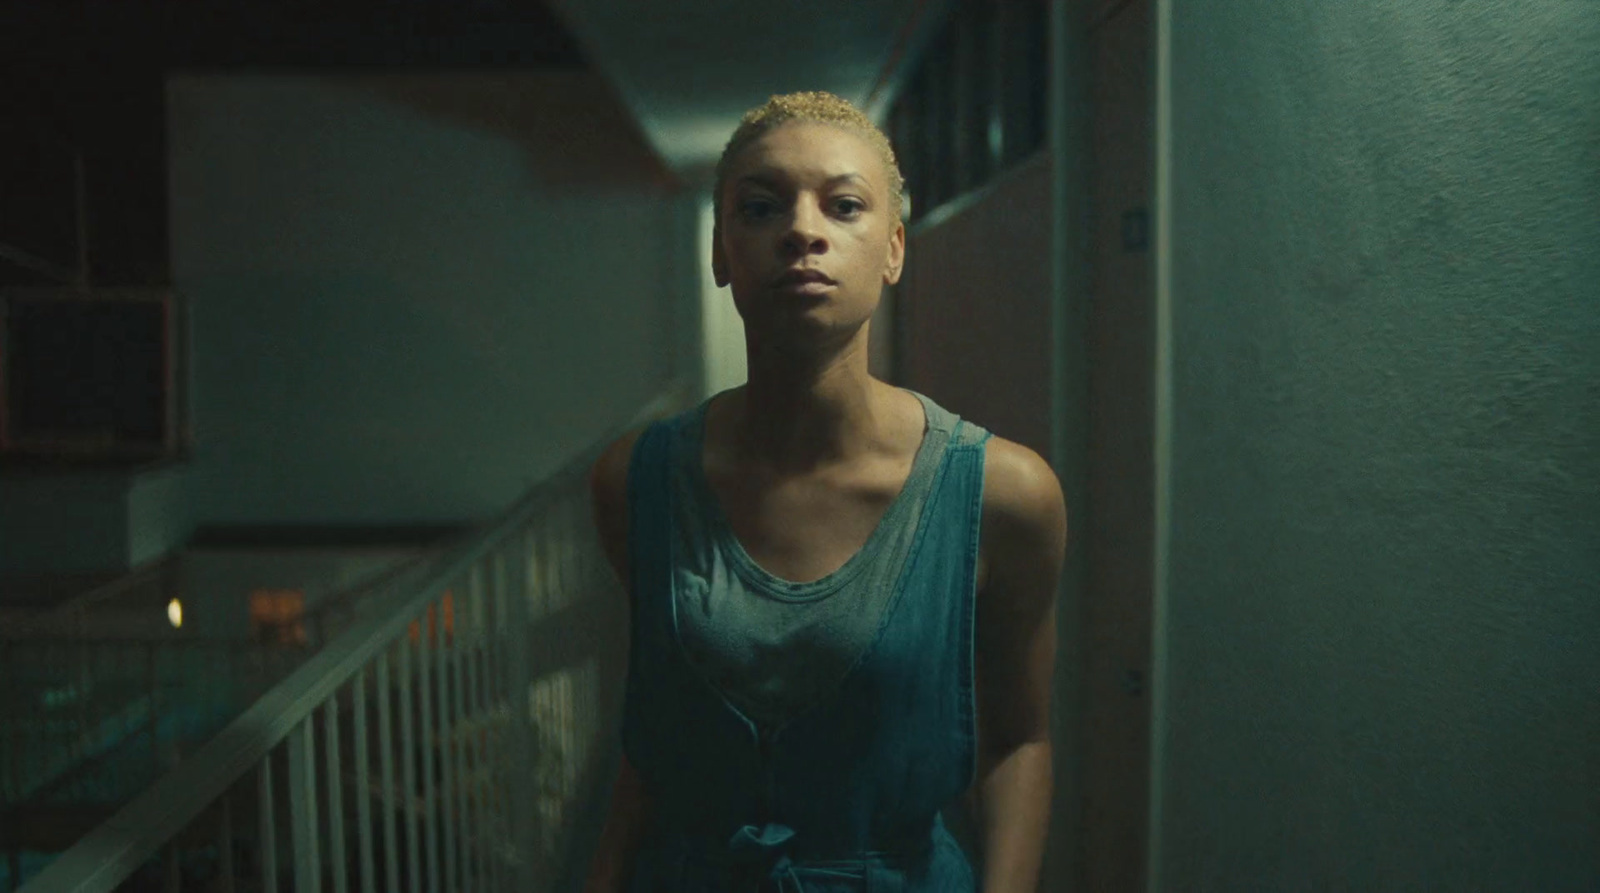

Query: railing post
left=353, top=666, right=376, bottom=893
left=463, top=564, right=490, bottom=893
left=503, top=532, right=537, bottom=893
left=288, top=716, right=322, bottom=893
left=482, top=552, right=508, bottom=893
left=377, top=652, right=401, bottom=893
left=400, top=641, right=421, bottom=893
left=436, top=594, right=459, bottom=893
left=419, top=607, right=440, bottom=893
left=451, top=582, right=473, bottom=893
left=324, top=698, right=347, bottom=893
left=219, top=793, right=236, bottom=893
left=260, top=751, right=279, bottom=893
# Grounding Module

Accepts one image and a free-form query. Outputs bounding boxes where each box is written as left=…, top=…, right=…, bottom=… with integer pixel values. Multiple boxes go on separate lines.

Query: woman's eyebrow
left=736, top=171, right=868, bottom=189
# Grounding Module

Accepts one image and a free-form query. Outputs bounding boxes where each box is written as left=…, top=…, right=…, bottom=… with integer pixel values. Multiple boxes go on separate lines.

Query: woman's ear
left=883, top=221, right=906, bottom=286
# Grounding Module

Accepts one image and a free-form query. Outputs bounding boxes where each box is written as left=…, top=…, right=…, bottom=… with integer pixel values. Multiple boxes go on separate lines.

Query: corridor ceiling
left=546, top=0, right=954, bottom=189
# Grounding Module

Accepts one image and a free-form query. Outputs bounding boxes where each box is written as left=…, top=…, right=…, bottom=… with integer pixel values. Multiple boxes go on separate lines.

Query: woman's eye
left=737, top=197, right=863, bottom=219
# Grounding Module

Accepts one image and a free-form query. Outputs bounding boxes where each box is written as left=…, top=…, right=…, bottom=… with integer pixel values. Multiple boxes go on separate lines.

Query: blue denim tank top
left=620, top=386, right=991, bottom=892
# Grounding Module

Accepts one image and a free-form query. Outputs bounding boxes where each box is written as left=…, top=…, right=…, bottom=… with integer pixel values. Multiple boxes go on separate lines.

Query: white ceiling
left=549, top=0, right=952, bottom=190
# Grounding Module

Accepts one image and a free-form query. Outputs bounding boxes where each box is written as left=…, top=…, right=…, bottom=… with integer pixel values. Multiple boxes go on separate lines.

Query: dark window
left=925, top=22, right=956, bottom=213
left=896, top=65, right=930, bottom=223
left=1023, top=0, right=1050, bottom=160
left=4, top=294, right=169, bottom=450
left=956, top=0, right=995, bottom=195
left=1000, top=0, right=1049, bottom=166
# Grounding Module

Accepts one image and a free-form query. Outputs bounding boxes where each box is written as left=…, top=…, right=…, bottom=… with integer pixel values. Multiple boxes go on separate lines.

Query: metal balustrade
left=14, top=385, right=683, bottom=893
left=2, top=637, right=303, bottom=810
left=1, top=546, right=451, bottom=848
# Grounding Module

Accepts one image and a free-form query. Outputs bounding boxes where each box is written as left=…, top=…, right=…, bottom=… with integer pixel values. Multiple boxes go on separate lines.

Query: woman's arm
left=972, top=440, right=1068, bottom=893
left=581, top=753, right=653, bottom=893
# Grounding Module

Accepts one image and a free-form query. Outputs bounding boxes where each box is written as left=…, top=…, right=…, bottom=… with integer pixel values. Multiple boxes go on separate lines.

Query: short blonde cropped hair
left=712, top=90, right=906, bottom=225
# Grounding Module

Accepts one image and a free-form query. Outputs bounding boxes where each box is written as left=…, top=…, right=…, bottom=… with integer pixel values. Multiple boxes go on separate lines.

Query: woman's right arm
left=583, top=428, right=653, bottom=893
left=581, top=753, right=653, bottom=893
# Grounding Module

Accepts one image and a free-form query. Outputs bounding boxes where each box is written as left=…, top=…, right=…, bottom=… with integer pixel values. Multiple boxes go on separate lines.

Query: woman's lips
left=774, top=279, right=836, bottom=295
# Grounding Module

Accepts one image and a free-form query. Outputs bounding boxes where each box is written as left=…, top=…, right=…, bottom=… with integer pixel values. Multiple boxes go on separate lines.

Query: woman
left=586, top=91, right=1066, bottom=893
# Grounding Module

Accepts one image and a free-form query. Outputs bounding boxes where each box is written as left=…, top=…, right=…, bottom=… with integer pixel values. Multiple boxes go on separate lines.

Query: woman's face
left=713, top=121, right=905, bottom=342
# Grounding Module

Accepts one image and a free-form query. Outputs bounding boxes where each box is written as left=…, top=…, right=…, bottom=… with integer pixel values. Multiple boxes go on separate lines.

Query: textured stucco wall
left=1156, top=1, right=1600, bottom=888
left=901, top=152, right=1056, bottom=458
left=168, top=74, right=687, bottom=528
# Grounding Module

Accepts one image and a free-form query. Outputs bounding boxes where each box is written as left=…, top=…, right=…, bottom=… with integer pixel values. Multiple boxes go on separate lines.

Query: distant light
left=168, top=598, right=183, bottom=629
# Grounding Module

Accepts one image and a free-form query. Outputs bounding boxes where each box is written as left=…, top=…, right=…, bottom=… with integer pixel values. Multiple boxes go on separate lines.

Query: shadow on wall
left=336, top=71, right=681, bottom=194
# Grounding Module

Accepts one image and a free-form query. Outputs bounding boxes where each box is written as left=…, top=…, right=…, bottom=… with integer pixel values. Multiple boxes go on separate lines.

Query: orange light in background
left=407, top=591, right=456, bottom=645
left=250, top=589, right=306, bottom=645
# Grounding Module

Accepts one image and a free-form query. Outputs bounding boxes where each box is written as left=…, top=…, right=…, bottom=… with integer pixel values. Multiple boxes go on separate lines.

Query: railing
left=16, top=385, right=686, bottom=893
left=1, top=637, right=303, bottom=810
left=1, top=546, right=450, bottom=823
left=1, top=553, right=181, bottom=639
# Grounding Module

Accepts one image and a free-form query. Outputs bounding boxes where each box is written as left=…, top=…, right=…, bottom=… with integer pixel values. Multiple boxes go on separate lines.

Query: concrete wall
left=2, top=72, right=697, bottom=580
left=1082, top=0, right=1159, bottom=887
left=697, top=196, right=748, bottom=400
left=900, top=152, right=1056, bottom=457
left=893, top=148, right=1079, bottom=884
left=1151, top=1, right=1600, bottom=889
left=167, top=72, right=693, bottom=529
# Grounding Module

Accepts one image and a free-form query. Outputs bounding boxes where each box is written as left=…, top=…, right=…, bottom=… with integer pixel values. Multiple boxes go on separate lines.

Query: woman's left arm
left=969, top=441, right=1069, bottom=893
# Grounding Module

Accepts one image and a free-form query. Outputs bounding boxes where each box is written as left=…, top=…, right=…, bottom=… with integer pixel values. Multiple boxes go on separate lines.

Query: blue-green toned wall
left=168, top=74, right=691, bottom=529
left=1154, top=2, right=1600, bottom=888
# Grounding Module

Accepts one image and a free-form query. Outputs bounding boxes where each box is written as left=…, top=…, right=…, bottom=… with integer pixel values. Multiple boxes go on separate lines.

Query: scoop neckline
left=686, top=387, right=936, bottom=600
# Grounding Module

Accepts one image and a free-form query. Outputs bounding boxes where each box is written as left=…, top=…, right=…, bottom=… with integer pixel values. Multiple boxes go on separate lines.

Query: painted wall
left=697, top=196, right=748, bottom=400
left=893, top=149, right=1065, bottom=874
left=167, top=73, right=693, bottom=529
left=900, top=153, right=1056, bottom=458
left=3, top=72, right=696, bottom=580
left=1153, top=2, right=1600, bottom=889
left=1082, top=0, right=1158, bottom=888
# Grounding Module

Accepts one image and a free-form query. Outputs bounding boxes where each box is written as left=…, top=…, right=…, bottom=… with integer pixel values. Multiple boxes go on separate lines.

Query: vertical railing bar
left=464, top=566, right=488, bottom=893
left=420, top=603, right=440, bottom=893
left=260, top=749, right=279, bottom=893
left=484, top=550, right=509, bottom=893
left=378, top=651, right=400, bottom=893
left=471, top=563, right=493, bottom=893
left=400, top=636, right=421, bottom=893
left=452, top=577, right=475, bottom=893
left=219, top=789, right=236, bottom=893
left=476, top=558, right=499, bottom=893
left=503, top=531, right=536, bottom=893
left=289, top=715, right=322, bottom=893
left=439, top=590, right=460, bottom=893
left=354, top=666, right=376, bottom=893
left=326, top=697, right=348, bottom=893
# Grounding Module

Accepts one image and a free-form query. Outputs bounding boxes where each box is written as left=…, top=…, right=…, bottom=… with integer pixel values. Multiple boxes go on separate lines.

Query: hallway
left=2, top=0, right=1596, bottom=891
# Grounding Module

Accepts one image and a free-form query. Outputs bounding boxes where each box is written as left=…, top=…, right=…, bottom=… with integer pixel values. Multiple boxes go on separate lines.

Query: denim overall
left=620, top=388, right=991, bottom=892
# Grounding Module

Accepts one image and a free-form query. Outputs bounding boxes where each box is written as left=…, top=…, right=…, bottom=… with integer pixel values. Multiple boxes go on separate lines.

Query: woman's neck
left=724, top=364, right=897, bottom=477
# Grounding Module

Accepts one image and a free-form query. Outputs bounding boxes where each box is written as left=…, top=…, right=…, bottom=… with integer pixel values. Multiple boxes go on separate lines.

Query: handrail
left=18, top=383, right=687, bottom=893
left=3, top=543, right=454, bottom=807
left=1, top=554, right=178, bottom=639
